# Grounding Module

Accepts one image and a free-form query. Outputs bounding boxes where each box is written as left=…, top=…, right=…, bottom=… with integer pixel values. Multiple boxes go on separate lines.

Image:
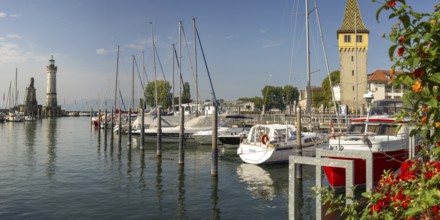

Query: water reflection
left=178, top=165, right=186, bottom=219
left=155, top=158, right=163, bottom=210
left=139, top=150, right=146, bottom=192
left=211, top=177, right=220, bottom=220
left=24, top=122, right=37, bottom=170
left=45, top=118, right=58, bottom=177
left=236, top=164, right=278, bottom=200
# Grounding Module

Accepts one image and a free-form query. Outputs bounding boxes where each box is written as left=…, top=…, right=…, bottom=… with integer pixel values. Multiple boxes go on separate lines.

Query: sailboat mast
left=193, top=17, right=199, bottom=117
left=151, top=22, right=158, bottom=108
left=179, top=21, right=183, bottom=107
left=172, top=44, right=176, bottom=112
left=132, top=55, right=135, bottom=110
left=114, top=46, right=120, bottom=110
left=305, top=0, right=312, bottom=114
left=14, top=68, right=18, bottom=109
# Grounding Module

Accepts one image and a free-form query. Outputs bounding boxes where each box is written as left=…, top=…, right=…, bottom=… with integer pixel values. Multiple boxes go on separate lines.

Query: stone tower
left=338, top=0, right=369, bottom=113
left=43, top=56, right=62, bottom=116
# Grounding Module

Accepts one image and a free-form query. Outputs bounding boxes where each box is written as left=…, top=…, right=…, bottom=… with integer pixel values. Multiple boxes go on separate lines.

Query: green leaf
left=429, top=73, right=440, bottom=84
left=405, top=206, right=423, bottom=217
left=389, top=45, right=398, bottom=60
left=400, top=14, right=411, bottom=28
left=411, top=57, right=421, bottom=69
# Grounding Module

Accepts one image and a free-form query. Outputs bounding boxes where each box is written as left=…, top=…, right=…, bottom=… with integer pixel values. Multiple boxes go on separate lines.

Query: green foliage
left=283, top=85, right=299, bottom=106
left=237, top=97, right=263, bottom=110
left=144, top=80, right=172, bottom=109
left=321, top=70, right=340, bottom=107
left=182, top=82, right=192, bottom=104
left=262, top=85, right=286, bottom=111
left=316, top=1, right=440, bottom=219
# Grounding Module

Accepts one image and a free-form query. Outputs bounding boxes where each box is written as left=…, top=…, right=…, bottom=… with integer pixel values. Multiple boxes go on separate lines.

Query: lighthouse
left=43, top=55, right=62, bottom=116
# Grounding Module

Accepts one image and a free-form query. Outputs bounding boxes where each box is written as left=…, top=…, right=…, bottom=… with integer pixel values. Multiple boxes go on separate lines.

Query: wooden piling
left=118, top=110, right=122, bottom=142
left=178, top=105, right=185, bottom=165
left=211, top=105, right=218, bottom=177
left=90, top=108, right=93, bottom=126
left=156, top=106, right=162, bottom=157
left=104, top=109, right=108, bottom=136
left=140, top=107, right=145, bottom=150
left=98, top=109, right=101, bottom=131
left=296, top=107, right=302, bottom=179
left=128, top=108, right=132, bottom=146
left=110, top=109, right=114, bottom=138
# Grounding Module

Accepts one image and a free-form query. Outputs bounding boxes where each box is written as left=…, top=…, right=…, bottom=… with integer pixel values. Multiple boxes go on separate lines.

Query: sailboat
left=236, top=0, right=327, bottom=165
left=5, top=68, right=23, bottom=122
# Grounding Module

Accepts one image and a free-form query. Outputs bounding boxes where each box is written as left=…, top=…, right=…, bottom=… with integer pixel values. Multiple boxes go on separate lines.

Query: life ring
left=260, top=134, right=269, bottom=145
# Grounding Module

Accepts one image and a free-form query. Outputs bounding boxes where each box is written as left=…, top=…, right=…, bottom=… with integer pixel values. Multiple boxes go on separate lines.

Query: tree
left=262, top=85, right=285, bottom=111
left=284, top=85, right=299, bottom=113
left=182, top=82, right=191, bottom=103
left=237, top=97, right=263, bottom=111
left=144, top=80, right=172, bottom=109
left=321, top=70, right=340, bottom=107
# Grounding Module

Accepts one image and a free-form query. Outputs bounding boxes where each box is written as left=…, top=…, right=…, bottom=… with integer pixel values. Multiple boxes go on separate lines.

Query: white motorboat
left=132, top=114, right=236, bottom=143
left=322, top=99, right=422, bottom=188
left=192, top=126, right=249, bottom=145
left=237, top=124, right=323, bottom=164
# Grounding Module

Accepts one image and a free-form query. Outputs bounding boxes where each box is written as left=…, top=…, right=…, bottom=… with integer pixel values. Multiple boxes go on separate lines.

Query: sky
left=0, top=0, right=435, bottom=110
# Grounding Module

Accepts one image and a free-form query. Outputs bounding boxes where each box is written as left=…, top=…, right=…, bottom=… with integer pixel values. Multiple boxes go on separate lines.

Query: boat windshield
left=250, top=127, right=271, bottom=142
left=347, top=123, right=398, bottom=135
left=369, top=99, right=409, bottom=116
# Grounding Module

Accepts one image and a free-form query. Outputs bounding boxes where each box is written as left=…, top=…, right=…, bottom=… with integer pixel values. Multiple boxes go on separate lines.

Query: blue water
left=0, top=117, right=317, bottom=219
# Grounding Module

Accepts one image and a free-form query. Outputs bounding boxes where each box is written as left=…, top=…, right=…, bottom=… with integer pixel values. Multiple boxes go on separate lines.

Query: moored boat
left=237, top=124, right=323, bottom=164
left=322, top=99, right=422, bottom=188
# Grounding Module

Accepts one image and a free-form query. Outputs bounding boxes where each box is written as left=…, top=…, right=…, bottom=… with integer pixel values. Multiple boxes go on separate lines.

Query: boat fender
left=260, top=134, right=269, bottom=145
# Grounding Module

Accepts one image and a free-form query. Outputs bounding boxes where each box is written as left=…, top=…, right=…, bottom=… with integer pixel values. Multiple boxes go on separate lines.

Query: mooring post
left=90, top=108, right=93, bottom=126
left=118, top=110, right=122, bottom=142
left=128, top=108, right=132, bottom=146
left=296, top=107, right=302, bottom=179
left=98, top=109, right=101, bottom=131
left=211, top=105, right=218, bottom=177
left=157, top=106, right=162, bottom=157
left=178, top=105, right=185, bottom=165
left=110, top=109, right=114, bottom=138
left=104, top=109, right=108, bottom=136
left=140, top=107, right=145, bottom=150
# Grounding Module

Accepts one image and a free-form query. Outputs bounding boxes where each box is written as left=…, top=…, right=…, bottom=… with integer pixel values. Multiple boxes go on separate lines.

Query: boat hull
left=322, top=149, right=409, bottom=188
left=237, top=144, right=297, bottom=165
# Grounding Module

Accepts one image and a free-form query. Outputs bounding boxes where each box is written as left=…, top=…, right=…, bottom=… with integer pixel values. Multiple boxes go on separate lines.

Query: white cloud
left=6, top=34, right=22, bottom=39
left=125, top=37, right=152, bottom=50
left=226, top=34, right=239, bottom=40
left=258, top=39, right=281, bottom=48
left=0, top=42, right=46, bottom=63
left=9, top=14, right=19, bottom=18
left=96, top=48, right=110, bottom=55
left=259, top=29, right=267, bottom=33
left=0, top=12, right=6, bottom=18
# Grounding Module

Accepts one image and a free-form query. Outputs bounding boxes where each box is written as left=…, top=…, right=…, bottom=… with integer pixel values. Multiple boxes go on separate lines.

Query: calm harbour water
left=0, top=117, right=318, bottom=219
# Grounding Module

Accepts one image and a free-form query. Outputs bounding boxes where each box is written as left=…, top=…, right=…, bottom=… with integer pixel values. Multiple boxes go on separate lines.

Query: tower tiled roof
left=338, top=0, right=369, bottom=33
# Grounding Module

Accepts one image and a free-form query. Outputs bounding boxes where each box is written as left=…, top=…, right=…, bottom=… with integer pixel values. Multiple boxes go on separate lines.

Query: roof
left=367, top=70, right=402, bottom=83
left=338, top=0, right=369, bottom=33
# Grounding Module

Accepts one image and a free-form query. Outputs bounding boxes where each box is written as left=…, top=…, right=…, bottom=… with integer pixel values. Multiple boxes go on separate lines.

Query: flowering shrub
left=317, top=1, right=440, bottom=219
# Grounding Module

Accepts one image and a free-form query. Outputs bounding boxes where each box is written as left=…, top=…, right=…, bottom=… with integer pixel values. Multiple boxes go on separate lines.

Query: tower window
left=344, top=35, right=351, bottom=43
left=352, top=70, right=354, bottom=76
left=356, top=35, right=362, bottom=43
left=353, top=86, right=355, bottom=91
left=351, top=56, right=354, bottom=62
